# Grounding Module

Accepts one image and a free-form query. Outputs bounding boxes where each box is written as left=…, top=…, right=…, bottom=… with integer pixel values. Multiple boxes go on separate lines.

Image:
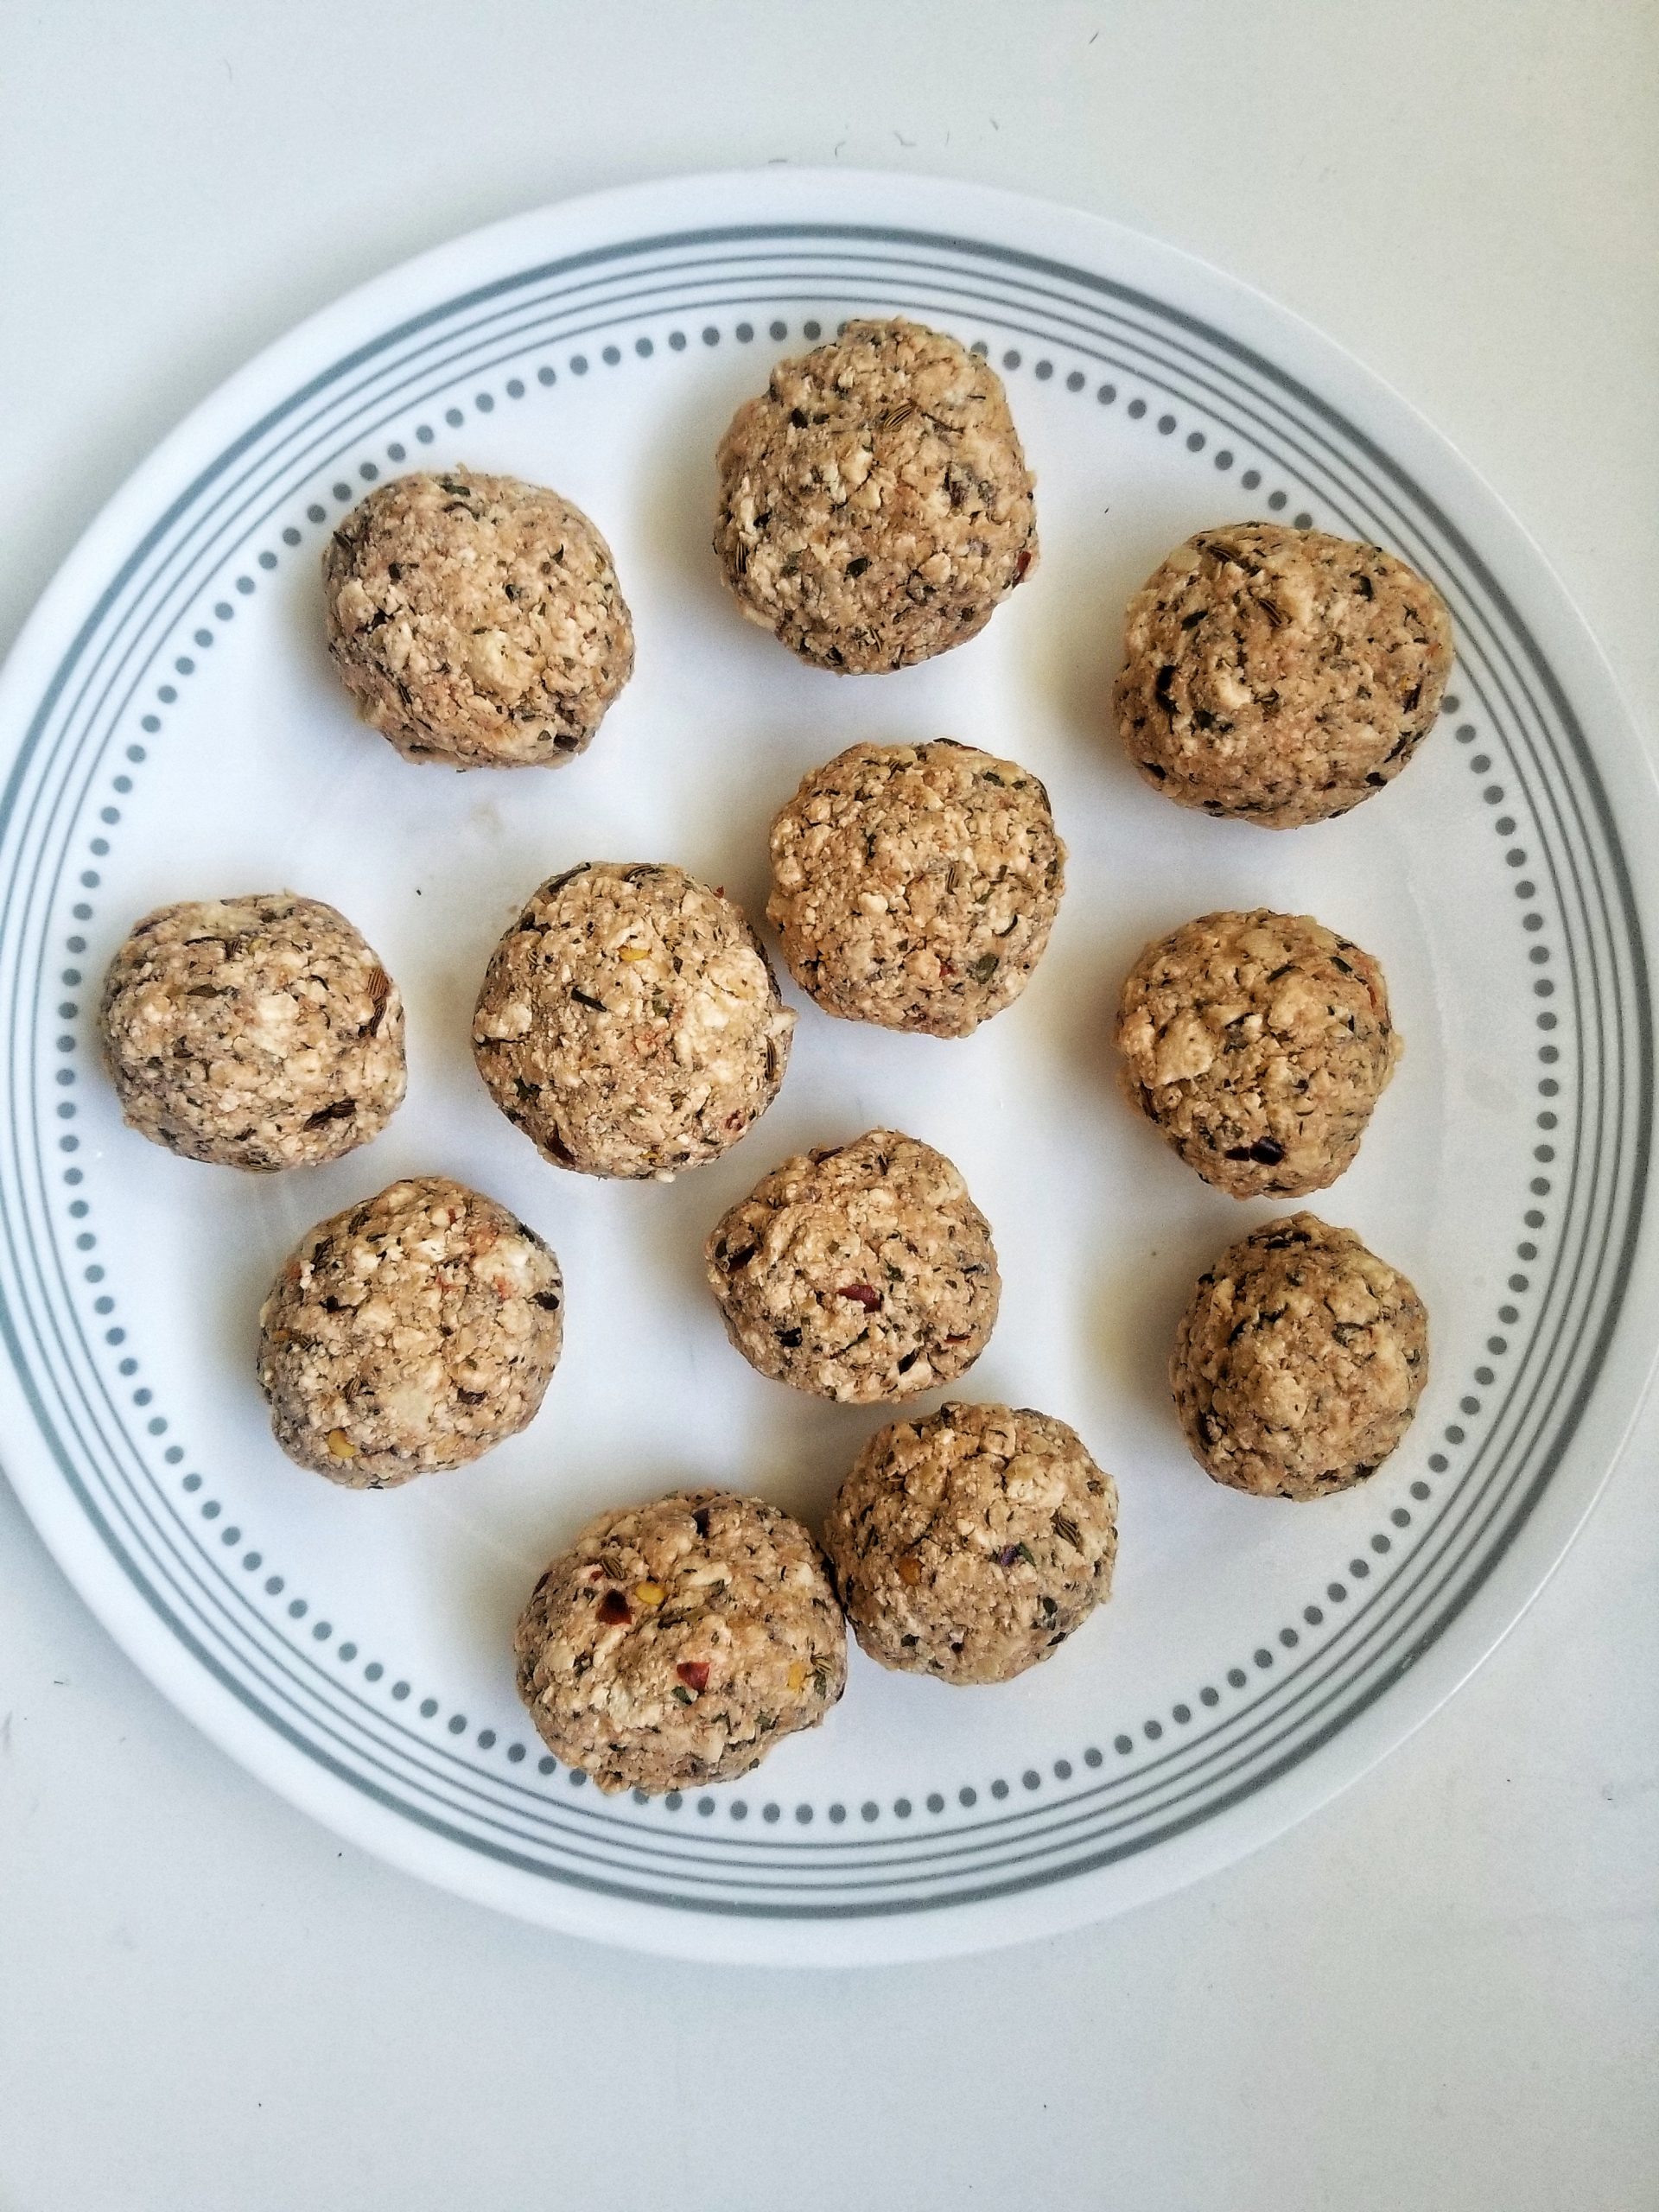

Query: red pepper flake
left=597, top=1589, right=632, bottom=1626
left=676, top=1660, right=709, bottom=1694
left=837, top=1283, right=881, bottom=1309
left=1014, top=546, right=1033, bottom=582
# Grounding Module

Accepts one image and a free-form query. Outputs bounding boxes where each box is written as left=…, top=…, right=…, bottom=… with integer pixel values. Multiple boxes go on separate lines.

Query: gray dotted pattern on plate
left=41, top=302, right=1569, bottom=1839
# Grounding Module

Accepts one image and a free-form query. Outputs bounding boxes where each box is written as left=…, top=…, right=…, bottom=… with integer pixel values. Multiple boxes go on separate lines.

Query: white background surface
left=0, top=4, right=1654, bottom=2206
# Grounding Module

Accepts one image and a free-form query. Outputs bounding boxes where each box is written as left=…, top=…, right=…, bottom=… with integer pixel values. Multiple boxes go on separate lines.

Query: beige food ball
left=472, top=862, right=795, bottom=1180
left=715, top=317, right=1037, bottom=672
left=257, top=1176, right=563, bottom=1486
left=1171, top=1213, right=1429, bottom=1499
left=323, top=468, right=632, bottom=766
left=514, top=1488, right=846, bottom=1794
left=1116, top=909, right=1400, bottom=1198
left=1116, top=522, right=1453, bottom=827
left=704, top=1129, right=1000, bottom=1404
left=823, top=1402, right=1118, bottom=1684
left=767, top=739, right=1065, bottom=1037
left=99, top=892, right=405, bottom=1172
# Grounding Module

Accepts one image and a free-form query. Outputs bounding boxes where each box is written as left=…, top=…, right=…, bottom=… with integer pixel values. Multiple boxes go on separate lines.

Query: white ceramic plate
left=2, top=169, right=1654, bottom=1967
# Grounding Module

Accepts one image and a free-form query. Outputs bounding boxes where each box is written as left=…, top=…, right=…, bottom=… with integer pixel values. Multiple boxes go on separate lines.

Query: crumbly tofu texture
left=823, top=1402, right=1118, bottom=1685
left=323, top=468, right=633, bottom=766
left=1116, top=522, right=1454, bottom=828
left=1171, top=1213, right=1429, bottom=1500
left=258, top=1175, right=563, bottom=1486
left=767, top=739, right=1065, bottom=1037
left=714, top=317, right=1038, bottom=673
left=704, top=1128, right=1000, bottom=1404
left=1116, top=908, right=1400, bottom=1199
left=514, top=1486, right=847, bottom=1794
left=98, top=892, right=406, bottom=1172
left=472, top=862, right=796, bottom=1180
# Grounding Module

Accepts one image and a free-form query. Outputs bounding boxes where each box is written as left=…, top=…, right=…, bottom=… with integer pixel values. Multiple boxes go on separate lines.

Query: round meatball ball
left=513, top=1487, right=846, bottom=1795
left=99, top=892, right=405, bottom=1172
left=704, top=1129, right=1000, bottom=1403
left=714, top=317, right=1038, bottom=673
left=323, top=468, right=633, bottom=766
left=472, top=862, right=795, bottom=1180
left=1116, top=909, right=1399, bottom=1198
left=767, top=739, right=1065, bottom=1037
left=1171, top=1213, right=1429, bottom=1500
left=823, top=1402, right=1118, bottom=1685
left=257, top=1175, right=563, bottom=1486
left=1116, top=523, right=1454, bottom=827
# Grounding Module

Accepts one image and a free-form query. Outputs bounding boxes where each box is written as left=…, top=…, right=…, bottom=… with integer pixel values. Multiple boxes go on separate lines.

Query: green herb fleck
left=1015, top=1541, right=1038, bottom=1569
left=971, top=953, right=1000, bottom=984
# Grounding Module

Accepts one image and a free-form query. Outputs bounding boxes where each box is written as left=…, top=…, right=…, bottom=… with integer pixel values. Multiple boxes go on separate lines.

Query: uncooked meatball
left=1171, top=1213, right=1428, bottom=1500
left=472, top=862, right=795, bottom=1180
left=823, top=1402, right=1118, bottom=1685
left=714, top=318, right=1038, bottom=673
left=767, top=739, right=1065, bottom=1037
left=513, top=1487, right=846, bottom=1794
left=1116, top=522, right=1453, bottom=827
left=257, top=1175, right=563, bottom=1486
left=704, top=1129, right=999, bottom=1403
left=99, top=892, right=405, bottom=1172
left=323, top=468, right=633, bottom=766
left=1116, top=909, right=1399, bottom=1198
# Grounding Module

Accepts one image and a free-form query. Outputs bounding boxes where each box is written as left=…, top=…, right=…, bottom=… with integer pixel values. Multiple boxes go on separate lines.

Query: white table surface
left=2, top=5, right=1655, bottom=2206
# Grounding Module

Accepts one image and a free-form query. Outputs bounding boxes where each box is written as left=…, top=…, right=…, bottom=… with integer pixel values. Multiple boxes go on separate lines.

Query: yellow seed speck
left=619, top=946, right=650, bottom=963
left=632, top=1580, right=666, bottom=1608
left=326, top=1428, right=358, bottom=1460
left=897, top=1555, right=923, bottom=1586
left=786, top=1660, right=810, bottom=1694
